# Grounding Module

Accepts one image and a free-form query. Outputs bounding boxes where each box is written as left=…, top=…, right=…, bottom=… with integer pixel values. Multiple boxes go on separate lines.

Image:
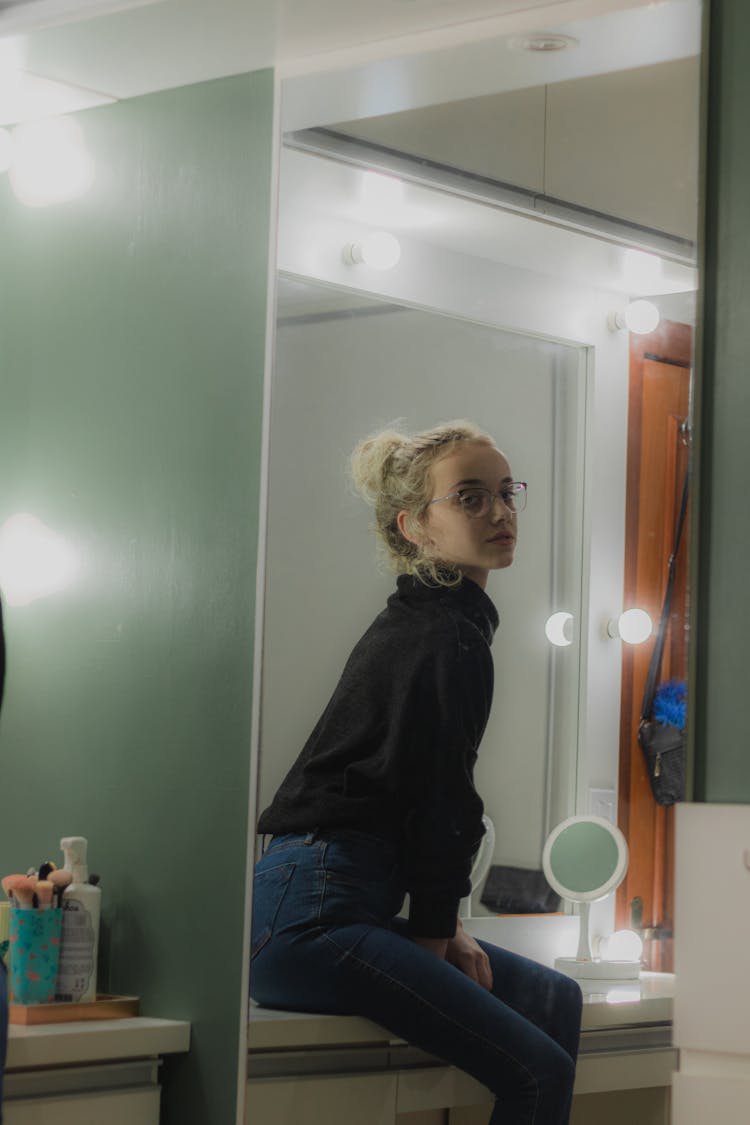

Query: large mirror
left=255, top=0, right=699, bottom=940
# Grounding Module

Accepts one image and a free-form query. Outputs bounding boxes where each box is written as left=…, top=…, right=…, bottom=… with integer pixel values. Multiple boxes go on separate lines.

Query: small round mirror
left=542, top=815, right=637, bottom=981
left=542, top=815, right=628, bottom=902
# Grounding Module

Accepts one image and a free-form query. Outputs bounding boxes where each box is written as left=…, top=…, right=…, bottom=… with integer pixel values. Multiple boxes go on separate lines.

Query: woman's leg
left=472, top=936, right=582, bottom=1064
left=254, top=919, right=579, bottom=1125
left=251, top=834, right=580, bottom=1125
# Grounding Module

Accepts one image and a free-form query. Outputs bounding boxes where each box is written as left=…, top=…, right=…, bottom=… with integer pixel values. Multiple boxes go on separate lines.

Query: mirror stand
left=543, top=816, right=640, bottom=982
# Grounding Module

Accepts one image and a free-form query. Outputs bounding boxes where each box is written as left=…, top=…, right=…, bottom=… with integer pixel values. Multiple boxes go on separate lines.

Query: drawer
left=246, top=1073, right=398, bottom=1125
left=3, top=1087, right=160, bottom=1125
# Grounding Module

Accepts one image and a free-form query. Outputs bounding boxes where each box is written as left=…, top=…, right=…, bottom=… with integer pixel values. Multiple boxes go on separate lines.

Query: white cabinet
left=673, top=804, right=750, bottom=1121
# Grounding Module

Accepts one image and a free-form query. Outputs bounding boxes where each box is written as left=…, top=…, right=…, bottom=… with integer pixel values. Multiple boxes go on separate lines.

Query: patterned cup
left=9, top=908, right=63, bottom=1004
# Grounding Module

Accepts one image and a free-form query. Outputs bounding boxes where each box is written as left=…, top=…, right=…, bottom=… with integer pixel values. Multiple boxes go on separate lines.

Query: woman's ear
left=397, top=509, right=424, bottom=547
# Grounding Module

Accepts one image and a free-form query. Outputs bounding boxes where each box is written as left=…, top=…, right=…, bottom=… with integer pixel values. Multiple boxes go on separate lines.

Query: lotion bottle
left=55, top=836, right=101, bottom=1003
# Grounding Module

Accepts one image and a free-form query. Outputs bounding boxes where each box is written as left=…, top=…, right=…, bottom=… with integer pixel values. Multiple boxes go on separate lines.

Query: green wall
left=692, top=0, right=750, bottom=802
left=0, top=70, right=274, bottom=1123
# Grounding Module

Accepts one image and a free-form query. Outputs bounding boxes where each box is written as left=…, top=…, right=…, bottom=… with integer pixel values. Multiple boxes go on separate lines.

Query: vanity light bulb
left=545, top=612, right=573, bottom=647
left=344, top=231, right=401, bottom=270
left=9, top=117, right=94, bottom=207
left=616, top=608, right=653, bottom=645
left=613, top=300, right=660, bottom=335
left=0, top=512, right=78, bottom=606
left=602, top=929, right=643, bottom=963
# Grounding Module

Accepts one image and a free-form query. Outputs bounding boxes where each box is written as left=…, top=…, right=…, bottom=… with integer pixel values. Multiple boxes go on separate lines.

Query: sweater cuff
left=408, top=893, right=461, bottom=939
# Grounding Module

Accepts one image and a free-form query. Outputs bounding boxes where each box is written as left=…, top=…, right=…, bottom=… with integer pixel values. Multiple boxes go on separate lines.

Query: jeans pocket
left=251, top=861, right=296, bottom=961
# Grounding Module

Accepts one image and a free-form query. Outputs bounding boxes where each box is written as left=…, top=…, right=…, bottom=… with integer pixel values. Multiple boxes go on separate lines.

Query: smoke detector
left=508, top=32, right=580, bottom=53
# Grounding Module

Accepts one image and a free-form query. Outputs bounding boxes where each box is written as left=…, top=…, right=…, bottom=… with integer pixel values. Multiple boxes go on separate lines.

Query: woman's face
left=406, top=441, right=518, bottom=588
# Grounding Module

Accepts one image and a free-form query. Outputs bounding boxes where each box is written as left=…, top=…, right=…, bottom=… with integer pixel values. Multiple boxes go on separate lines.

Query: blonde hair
left=350, top=419, right=496, bottom=587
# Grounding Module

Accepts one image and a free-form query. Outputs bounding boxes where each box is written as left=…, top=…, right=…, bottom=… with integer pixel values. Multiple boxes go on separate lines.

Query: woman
left=251, top=420, right=582, bottom=1124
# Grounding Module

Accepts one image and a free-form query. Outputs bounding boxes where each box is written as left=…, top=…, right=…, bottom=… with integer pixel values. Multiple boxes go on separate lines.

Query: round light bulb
left=345, top=231, right=401, bottom=270
left=545, top=611, right=573, bottom=647
left=601, top=929, right=643, bottom=962
left=621, top=299, right=660, bottom=335
left=0, top=512, right=78, bottom=606
left=617, top=608, right=653, bottom=645
left=9, top=117, right=94, bottom=207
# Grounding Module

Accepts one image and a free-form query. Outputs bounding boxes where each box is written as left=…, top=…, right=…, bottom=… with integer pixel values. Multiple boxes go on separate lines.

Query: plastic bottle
left=55, top=836, right=101, bottom=1003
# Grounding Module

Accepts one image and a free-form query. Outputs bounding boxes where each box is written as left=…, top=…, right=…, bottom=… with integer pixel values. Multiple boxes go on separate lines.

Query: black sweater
left=257, top=574, right=498, bottom=938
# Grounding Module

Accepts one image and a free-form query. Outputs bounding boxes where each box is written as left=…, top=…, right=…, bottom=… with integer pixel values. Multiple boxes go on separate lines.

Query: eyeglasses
left=428, top=482, right=528, bottom=518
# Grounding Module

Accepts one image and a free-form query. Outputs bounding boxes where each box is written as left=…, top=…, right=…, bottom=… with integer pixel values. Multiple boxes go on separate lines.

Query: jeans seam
left=320, top=930, right=540, bottom=1121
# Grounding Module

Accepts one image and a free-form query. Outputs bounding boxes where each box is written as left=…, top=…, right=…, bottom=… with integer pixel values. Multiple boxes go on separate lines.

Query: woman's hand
left=445, top=921, right=493, bottom=990
left=413, top=936, right=448, bottom=959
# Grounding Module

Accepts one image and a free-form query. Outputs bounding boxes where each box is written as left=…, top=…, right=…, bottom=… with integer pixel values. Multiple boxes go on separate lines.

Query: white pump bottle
left=55, top=836, right=101, bottom=1003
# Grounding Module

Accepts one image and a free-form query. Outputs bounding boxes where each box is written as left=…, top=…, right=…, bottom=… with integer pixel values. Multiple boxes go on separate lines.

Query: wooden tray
left=9, top=994, right=140, bottom=1025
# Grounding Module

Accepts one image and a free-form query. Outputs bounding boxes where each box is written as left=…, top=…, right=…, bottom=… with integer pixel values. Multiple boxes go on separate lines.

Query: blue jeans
left=250, top=830, right=582, bottom=1125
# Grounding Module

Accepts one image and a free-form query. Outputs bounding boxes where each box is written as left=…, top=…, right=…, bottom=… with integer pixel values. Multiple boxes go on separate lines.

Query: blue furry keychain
left=653, top=678, right=686, bottom=730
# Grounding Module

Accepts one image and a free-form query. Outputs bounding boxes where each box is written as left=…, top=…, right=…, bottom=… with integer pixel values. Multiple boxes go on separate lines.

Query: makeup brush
left=34, top=880, right=54, bottom=910
left=48, top=868, right=73, bottom=908
left=38, top=862, right=57, bottom=882
left=1, top=875, right=22, bottom=901
left=2, top=875, right=35, bottom=909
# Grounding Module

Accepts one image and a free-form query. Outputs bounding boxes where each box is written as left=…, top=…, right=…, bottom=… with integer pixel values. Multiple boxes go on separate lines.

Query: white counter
left=248, top=972, right=673, bottom=1050
left=7, top=1016, right=191, bottom=1069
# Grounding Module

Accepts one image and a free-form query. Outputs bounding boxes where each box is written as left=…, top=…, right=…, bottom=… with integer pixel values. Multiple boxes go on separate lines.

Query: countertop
left=248, top=971, right=674, bottom=1050
left=7, top=1017, right=191, bottom=1069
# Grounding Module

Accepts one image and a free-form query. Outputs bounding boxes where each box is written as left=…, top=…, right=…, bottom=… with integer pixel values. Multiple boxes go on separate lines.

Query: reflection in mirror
left=262, top=278, right=585, bottom=874
left=255, top=0, right=700, bottom=967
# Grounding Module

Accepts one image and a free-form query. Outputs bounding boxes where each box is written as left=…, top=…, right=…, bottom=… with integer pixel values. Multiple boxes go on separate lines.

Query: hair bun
left=350, top=427, right=409, bottom=504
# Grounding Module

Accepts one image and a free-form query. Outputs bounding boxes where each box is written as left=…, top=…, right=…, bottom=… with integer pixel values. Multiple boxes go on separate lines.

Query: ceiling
left=0, top=0, right=699, bottom=122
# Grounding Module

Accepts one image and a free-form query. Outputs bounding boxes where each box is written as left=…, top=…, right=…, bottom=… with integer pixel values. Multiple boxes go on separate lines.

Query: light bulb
left=607, top=608, right=653, bottom=644
left=610, top=300, right=660, bottom=335
left=344, top=231, right=401, bottom=270
left=545, top=612, right=573, bottom=647
left=601, top=929, right=643, bottom=962
left=9, top=117, right=94, bottom=207
left=0, top=513, right=78, bottom=606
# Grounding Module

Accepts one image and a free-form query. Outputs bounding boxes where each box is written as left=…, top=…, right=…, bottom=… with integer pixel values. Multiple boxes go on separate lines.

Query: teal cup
left=9, top=908, right=63, bottom=1004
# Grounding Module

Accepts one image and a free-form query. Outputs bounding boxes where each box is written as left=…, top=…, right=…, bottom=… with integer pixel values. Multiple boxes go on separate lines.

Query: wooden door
left=616, top=320, right=691, bottom=972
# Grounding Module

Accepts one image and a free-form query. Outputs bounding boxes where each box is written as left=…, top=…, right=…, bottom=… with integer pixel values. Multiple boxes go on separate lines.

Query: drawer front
left=674, top=804, right=750, bottom=1054
left=3, top=1087, right=159, bottom=1125
left=246, top=1073, right=398, bottom=1125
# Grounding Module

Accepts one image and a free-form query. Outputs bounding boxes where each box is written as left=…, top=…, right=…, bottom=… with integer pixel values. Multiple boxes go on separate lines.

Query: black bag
left=637, top=467, right=689, bottom=806
left=638, top=719, right=686, bottom=806
left=480, top=865, right=560, bottom=914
